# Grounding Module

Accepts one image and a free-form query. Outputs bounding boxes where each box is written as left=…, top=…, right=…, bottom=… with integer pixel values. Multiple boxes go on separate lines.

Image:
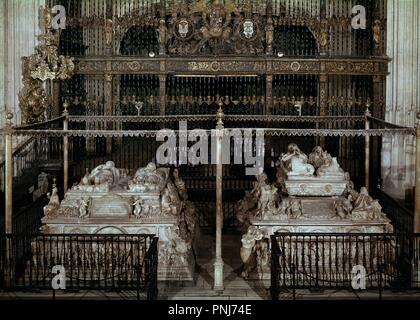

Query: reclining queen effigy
left=236, top=143, right=394, bottom=279
left=41, top=161, right=197, bottom=282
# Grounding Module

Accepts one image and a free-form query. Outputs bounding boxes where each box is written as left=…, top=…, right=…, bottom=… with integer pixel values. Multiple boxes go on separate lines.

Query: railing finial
left=365, top=98, right=371, bottom=117
left=216, top=101, right=224, bottom=129
left=63, top=100, right=69, bottom=116
left=6, top=112, right=13, bottom=123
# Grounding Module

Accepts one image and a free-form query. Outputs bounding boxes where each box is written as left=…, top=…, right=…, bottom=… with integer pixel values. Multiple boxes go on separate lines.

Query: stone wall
left=0, top=0, right=45, bottom=159
left=382, top=0, right=420, bottom=199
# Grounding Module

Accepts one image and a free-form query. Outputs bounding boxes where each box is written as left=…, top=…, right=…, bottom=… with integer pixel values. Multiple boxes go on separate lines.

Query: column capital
left=104, top=74, right=113, bottom=82
left=5, top=112, right=14, bottom=131
left=62, top=100, right=69, bottom=116
left=6, top=111, right=13, bottom=121
left=416, top=112, right=420, bottom=128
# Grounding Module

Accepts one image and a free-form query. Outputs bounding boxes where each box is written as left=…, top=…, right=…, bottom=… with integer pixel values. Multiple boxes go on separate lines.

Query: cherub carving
left=78, top=197, right=90, bottom=219
left=286, top=199, right=303, bottom=219
left=133, top=197, right=143, bottom=219
left=43, top=182, right=60, bottom=217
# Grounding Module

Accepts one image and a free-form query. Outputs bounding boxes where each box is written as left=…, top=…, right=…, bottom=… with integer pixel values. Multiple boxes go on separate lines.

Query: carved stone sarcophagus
left=41, top=163, right=198, bottom=282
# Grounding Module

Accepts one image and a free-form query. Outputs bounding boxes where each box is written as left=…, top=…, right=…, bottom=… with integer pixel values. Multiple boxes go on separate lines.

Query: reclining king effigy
left=41, top=162, right=198, bottom=281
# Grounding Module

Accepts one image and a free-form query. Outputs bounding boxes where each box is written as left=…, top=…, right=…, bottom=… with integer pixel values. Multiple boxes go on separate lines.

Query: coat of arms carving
left=168, top=0, right=245, bottom=55
left=166, top=0, right=268, bottom=55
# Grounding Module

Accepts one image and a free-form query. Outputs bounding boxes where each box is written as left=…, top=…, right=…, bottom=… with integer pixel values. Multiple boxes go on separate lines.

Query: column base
left=213, top=260, right=224, bottom=292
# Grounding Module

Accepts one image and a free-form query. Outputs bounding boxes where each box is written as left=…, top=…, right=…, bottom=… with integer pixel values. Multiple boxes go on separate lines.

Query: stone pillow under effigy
left=90, top=193, right=132, bottom=219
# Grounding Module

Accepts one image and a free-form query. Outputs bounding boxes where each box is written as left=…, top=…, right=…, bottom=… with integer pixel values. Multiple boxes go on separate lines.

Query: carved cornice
left=72, top=57, right=389, bottom=76
left=272, top=61, right=320, bottom=73
left=75, top=61, right=107, bottom=73
left=325, top=61, right=375, bottom=74
left=112, top=60, right=160, bottom=73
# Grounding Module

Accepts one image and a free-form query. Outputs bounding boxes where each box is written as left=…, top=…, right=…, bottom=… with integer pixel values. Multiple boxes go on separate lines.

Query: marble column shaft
left=382, top=0, right=420, bottom=199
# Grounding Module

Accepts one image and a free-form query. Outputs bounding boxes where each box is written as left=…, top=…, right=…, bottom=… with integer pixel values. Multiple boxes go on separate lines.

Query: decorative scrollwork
left=19, top=7, right=74, bottom=124
left=166, top=0, right=269, bottom=55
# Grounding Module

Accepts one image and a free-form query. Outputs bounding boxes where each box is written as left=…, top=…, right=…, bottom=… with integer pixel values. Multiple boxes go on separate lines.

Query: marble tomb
left=41, top=162, right=198, bottom=282
left=237, top=144, right=394, bottom=279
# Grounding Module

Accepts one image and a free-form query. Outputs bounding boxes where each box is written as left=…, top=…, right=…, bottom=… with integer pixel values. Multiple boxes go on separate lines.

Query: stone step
left=159, top=288, right=269, bottom=300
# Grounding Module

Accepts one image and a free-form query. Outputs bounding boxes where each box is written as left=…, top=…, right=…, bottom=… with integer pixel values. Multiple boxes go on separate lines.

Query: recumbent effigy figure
left=280, top=143, right=315, bottom=177
left=308, top=146, right=345, bottom=177
left=129, top=162, right=167, bottom=192
left=89, top=161, right=121, bottom=186
left=74, top=161, right=125, bottom=192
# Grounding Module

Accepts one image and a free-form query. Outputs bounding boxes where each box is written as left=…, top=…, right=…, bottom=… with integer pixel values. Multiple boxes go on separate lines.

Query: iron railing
left=0, top=194, right=48, bottom=236
left=0, top=136, right=64, bottom=220
left=0, top=234, right=158, bottom=300
left=270, top=233, right=420, bottom=300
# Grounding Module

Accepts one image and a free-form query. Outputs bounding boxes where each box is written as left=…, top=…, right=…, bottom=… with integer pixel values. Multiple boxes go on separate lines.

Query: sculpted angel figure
left=48, top=185, right=60, bottom=206
left=78, top=197, right=90, bottom=219
left=133, top=197, right=143, bottom=219
left=352, top=187, right=372, bottom=210
left=257, top=183, right=278, bottom=218
left=334, top=198, right=353, bottom=219
left=265, top=17, right=274, bottom=54
left=350, top=187, right=385, bottom=220
left=250, top=172, right=268, bottom=198
left=173, top=168, right=188, bottom=200
left=240, top=226, right=265, bottom=279
left=158, top=18, right=167, bottom=54
left=286, top=199, right=303, bottom=219
left=161, top=188, right=176, bottom=215
left=42, top=6, right=52, bottom=29
left=372, top=20, right=381, bottom=47
left=344, top=172, right=354, bottom=188
left=55, top=55, right=75, bottom=80
left=43, top=183, right=60, bottom=217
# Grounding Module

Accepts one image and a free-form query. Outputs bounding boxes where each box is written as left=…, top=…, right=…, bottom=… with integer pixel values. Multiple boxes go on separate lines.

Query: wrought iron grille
left=0, top=234, right=158, bottom=300
left=270, top=233, right=420, bottom=300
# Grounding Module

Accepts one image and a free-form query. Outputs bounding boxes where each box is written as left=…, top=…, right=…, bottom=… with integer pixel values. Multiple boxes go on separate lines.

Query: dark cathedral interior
left=0, top=0, right=419, bottom=306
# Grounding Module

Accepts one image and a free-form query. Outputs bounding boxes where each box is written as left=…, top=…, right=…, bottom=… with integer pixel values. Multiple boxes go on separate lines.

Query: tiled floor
left=158, top=232, right=420, bottom=301
left=158, top=233, right=270, bottom=300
